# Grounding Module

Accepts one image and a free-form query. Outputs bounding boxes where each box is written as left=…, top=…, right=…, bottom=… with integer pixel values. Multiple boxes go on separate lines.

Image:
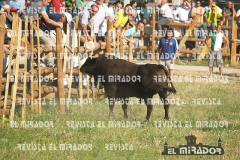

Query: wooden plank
left=197, top=39, right=211, bottom=63
left=178, top=15, right=200, bottom=49
left=29, top=16, right=35, bottom=119
left=22, top=16, right=28, bottom=121
left=0, top=109, right=10, bottom=116
left=0, top=14, right=6, bottom=102
left=106, top=21, right=111, bottom=55
left=78, top=32, right=83, bottom=108
left=63, top=23, right=69, bottom=74
left=128, top=37, right=133, bottom=62
left=151, top=6, right=156, bottom=61
left=67, top=26, right=75, bottom=110
left=3, top=14, right=17, bottom=122
left=117, top=35, right=120, bottom=58
left=56, top=27, right=65, bottom=114
left=36, top=15, right=42, bottom=114
left=9, top=17, right=22, bottom=121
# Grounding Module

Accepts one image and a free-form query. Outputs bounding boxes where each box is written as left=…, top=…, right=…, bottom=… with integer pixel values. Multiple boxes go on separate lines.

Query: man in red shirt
left=52, top=0, right=62, bottom=13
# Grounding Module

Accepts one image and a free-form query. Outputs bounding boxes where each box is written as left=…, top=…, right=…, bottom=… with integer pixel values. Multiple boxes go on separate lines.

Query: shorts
left=185, top=41, right=195, bottom=50
left=209, top=51, right=223, bottom=67
left=158, top=60, right=174, bottom=70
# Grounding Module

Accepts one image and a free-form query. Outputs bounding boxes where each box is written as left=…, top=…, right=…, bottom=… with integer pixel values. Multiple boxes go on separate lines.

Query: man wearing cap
left=39, top=12, right=72, bottom=67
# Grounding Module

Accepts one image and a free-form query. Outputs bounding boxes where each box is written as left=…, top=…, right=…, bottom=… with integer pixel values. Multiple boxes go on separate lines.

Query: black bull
left=80, top=55, right=176, bottom=121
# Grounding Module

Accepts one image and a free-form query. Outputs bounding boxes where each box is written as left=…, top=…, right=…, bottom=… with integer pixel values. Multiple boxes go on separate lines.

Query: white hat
left=63, top=12, right=72, bottom=24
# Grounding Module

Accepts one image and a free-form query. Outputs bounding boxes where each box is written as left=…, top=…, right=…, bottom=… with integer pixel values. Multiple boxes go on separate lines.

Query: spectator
left=122, top=20, right=144, bottom=45
left=52, top=0, right=62, bottom=13
left=222, top=1, right=235, bottom=24
left=130, top=0, right=138, bottom=21
left=9, top=0, right=21, bottom=12
left=112, top=4, right=131, bottom=34
left=191, top=1, right=205, bottom=39
left=202, top=3, right=222, bottom=34
left=140, top=2, right=152, bottom=24
left=236, top=8, right=240, bottom=27
left=109, top=0, right=122, bottom=18
left=39, top=12, right=72, bottom=67
left=79, top=4, right=99, bottom=42
left=157, top=28, right=178, bottom=78
left=65, top=0, right=76, bottom=15
left=23, top=0, right=31, bottom=9
left=83, top=0, right=110, bottom=40
left=204, top=0, right=222, bottom=13
left=66, top=0, right=76, bottom=8
left=75, top=0, right=88, bottom=12
left=83, top=0, right=95, bottom=11
left=173, top=1, right=191, bottom=23
left=122, top=20, right=144, bottom=59
left=156, top=0, right=173, bottom=36
left=205, top=25, right=229, bottom=78
left=173, top=1, right=191, bottom=36
left=1, top=0, right=10, bottom=13
left=104, top=0, right=109, bottom=6
left=21, top=0, right=63, bottom=28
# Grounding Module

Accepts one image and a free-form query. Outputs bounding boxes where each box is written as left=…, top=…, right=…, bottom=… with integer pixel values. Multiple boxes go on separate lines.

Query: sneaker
left=207, top=75, right=212, bottom=79
left=219, top=76, right=223, bottom=81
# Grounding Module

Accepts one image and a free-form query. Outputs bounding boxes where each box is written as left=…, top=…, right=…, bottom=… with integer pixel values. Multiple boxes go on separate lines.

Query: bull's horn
left=90, top=54, right=99, bottom=59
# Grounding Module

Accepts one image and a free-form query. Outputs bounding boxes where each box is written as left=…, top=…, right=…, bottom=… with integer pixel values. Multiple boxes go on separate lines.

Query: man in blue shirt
left=157, top=28, right=178, bottom=78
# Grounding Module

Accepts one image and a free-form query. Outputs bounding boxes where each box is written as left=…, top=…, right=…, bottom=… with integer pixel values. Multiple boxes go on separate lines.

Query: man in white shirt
left=156, top=0, right=173, bottom=35
left=83, top=0, right=110, bottom=39
left=173, top=1, right=191, bottom=36
left=173, top=1, right=191, bottom=22
left=205, top=25, right=229, bottom=78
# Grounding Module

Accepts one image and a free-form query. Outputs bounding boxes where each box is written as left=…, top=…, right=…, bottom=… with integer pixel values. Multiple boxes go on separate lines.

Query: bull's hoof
left=124, top=115, right=128, bottom=119
left=143, top=119, right=149, bottom=123
left=164, top=117, right=169, bottom=120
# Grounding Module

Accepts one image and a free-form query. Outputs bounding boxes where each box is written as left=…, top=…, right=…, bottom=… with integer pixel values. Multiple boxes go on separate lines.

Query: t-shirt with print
left=21, top=1, right=45, bottom=21
left=158, top=37, right=178, bottom=60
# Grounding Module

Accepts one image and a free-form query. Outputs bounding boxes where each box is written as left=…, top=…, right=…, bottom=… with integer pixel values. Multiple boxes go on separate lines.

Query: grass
left=0, top=70, right=240, bottom=160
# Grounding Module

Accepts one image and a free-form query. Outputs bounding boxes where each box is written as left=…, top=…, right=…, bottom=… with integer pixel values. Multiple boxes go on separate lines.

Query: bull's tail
left=157, top=64, right=176, bottom=94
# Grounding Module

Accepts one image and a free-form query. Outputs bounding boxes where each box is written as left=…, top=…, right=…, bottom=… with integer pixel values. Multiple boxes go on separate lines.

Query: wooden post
left=151, top=6, right=156, bottom=61
left=197, top=39, right=211, bottom=63
left=3, top=13, right=18, bottom=121
left=67, top=27, right=75, bottom=110
left=78, top=34, right=83, bottom=107
left=22, top=16, right=28, bottom=121
left=117, top=35, right=120, bottom=58
left=120, top=36, right=123, bottom=59
left=231, top=11, right=237, bottom=66
left=128, top=37, right=133, bottom=62
left=0, top=14, right=5, bottom=102
left=36, top=15, right=42, bottom=114
left=178, top=15, right=200, bottom=49
left=30, top=16, right=34, bottom=119
left=9, top=18, right=22, bottom=121
left=86, top=75, right=90, bottom=100
left=106, top=20, right=112, bottom=55
left=56, top=27, right=65, bottom=114
left=63, top=23, right=69, bottom=74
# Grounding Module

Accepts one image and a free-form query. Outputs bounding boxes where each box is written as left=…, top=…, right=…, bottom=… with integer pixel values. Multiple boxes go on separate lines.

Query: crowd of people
left=156, top=0, right=239, bottom=79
